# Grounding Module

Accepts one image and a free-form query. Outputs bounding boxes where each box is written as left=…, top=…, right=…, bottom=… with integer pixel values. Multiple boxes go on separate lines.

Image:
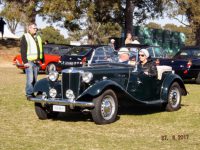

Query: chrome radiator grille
left=62, top=71, right=81, bottom=99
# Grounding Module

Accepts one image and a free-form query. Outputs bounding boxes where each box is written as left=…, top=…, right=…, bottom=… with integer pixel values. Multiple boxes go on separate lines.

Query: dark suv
left=160, top=46, right=200, bottom=83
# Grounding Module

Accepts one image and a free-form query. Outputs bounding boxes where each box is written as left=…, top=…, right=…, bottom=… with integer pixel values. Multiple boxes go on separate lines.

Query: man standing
left=0, top=17, right=6, bottom=39
left=20, top=23, right=44, bottom=99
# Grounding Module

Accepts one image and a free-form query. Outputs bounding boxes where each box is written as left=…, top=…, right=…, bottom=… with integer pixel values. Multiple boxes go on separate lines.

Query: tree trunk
left=125, top=0, right=134, bottom=35
left=195, top=25, right=200, bottom=46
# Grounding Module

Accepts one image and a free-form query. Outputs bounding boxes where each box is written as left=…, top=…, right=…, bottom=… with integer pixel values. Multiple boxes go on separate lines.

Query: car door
left=127, top=68, right=159, bottom=101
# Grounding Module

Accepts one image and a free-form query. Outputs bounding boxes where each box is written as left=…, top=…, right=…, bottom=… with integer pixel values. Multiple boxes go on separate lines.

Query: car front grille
left=62, top=70, right=81, bottom=99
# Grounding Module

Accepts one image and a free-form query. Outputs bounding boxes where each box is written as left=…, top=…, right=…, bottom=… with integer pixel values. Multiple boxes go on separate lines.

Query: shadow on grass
left=184, top=79, right=197, bottom=85
left=118, top=105, right=164, bottom=116
left=0, top=39, right=20, bottom=48
left=50, top=105, right=165, bottom=123
left=52, top=111, right=94, bottom=123
left=48, top=103, right=187, bottom=123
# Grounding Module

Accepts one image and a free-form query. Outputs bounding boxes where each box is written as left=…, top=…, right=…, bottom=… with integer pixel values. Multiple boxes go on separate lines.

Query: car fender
left=33, top=78, right=50, bottom=94
left=160, top=73, right=187, bottom=101
left=77, top=80, right=125, bottom=99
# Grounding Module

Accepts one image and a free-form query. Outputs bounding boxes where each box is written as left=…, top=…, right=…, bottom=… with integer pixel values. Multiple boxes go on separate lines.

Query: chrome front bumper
left=28, top=97, right=94, bottom=108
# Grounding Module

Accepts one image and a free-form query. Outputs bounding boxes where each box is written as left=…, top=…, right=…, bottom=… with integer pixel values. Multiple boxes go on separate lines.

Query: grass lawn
left=0, top=67, right=199, bottom=150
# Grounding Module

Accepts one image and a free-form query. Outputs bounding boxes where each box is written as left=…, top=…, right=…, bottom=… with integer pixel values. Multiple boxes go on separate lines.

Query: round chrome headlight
left=82, top=72, right=93, bottom=83
left=65, top=89, right=75, bottom=100
left=49, top=88, right=57, bottom=98
left=48, top=71, right=59, bottom=82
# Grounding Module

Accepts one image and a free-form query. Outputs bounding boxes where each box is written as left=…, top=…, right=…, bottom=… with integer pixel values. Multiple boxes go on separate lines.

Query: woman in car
left=138, top=49, right=157, bottom=77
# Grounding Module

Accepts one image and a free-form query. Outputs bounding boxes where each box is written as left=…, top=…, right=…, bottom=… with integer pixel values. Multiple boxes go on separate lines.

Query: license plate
left=53, top=105, right=66, bottom=112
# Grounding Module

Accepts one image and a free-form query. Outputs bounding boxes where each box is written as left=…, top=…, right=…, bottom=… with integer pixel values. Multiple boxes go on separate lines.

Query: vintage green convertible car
left=29, top=45, right=187, bottom=124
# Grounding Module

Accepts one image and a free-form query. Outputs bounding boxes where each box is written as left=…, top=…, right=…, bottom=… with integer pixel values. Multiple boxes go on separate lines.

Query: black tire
left=165, top=82, right=182, bottom=111
left=45, top=63, right=57, bottom=74
left=34, top=103, right=59, bottom=120
left=195, top=72, right=200, bottom=84
left=91, top=89, right=118, bottom=124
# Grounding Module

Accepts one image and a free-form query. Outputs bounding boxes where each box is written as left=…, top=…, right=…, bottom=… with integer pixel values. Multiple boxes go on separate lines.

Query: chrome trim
left=28, top=97, right=94, bottom=108
left=62, top=67, right=83, bottom=74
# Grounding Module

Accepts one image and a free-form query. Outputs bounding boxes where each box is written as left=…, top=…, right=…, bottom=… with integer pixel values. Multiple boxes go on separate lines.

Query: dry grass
left=0, top=44, right=20, bottom=63
left=0, top=66, right=200, bottom=150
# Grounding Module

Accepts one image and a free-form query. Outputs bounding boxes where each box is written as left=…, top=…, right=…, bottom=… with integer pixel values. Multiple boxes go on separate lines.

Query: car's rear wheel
left=45, top=63, right=57, bottom=74
left=195, top=72, right=200, bottom=84
left=165, top=82, right=182, bottom=111
left=91, top=89, right=118, bottom=124
left=35, top=103, right=59, bottom=119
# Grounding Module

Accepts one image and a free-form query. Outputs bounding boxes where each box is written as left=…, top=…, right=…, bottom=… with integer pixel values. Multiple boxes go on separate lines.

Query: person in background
left=125, top=32, right=133, bottom=45
left=20, top=22, right=44, bottom=99
left=132, top=36, right=140, bottom=44
left=0, top=17, right=6, bottom=39
left=44, top=40, right=49, bottom=45
left=109, top=38, right=116, bottom=50
left=138, top=48, right=157, bottom=77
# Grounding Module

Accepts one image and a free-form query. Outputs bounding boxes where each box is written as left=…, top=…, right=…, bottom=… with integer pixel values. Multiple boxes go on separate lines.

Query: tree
left=164, top=0, right=200, bottom=46
left=146, top=22, right=162, bottom=29
left=41, top=26, right=69, bottom=44
left=1, top=0, right=166, bottom=44
left=124, top=0, right=163, bottom=34
left=0, top=1, right=22, bottom=33
left=40, top=0, right=164, bottom=44
left=163, top=23, right=194, bottom=45
left=0, top=0, right=43, bottom=33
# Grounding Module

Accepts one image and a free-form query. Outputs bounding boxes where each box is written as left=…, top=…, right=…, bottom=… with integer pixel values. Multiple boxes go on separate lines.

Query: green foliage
left=163, top=24, right=195, bottom=46
left=146, top=22, right=162, bottom=29
left=164, top=0, right=200, bottom=45
left=40, top=26, right=69, bottom=44
left=145, top=22, right=195, bottom=46
left=0, top=1, right=22, bottom=33
left=39, top=0, right=164, bottom=44
left=1, top=0, right=199, bottom=45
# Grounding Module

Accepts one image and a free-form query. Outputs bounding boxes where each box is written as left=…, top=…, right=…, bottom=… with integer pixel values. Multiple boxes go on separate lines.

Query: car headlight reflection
left=65, top=89, right=75, bottom=100
left=48, top=71, right=59, bottom=82
left=49, top=88, right=57, bottom=98
left=82, top=72, right=93, bottom=83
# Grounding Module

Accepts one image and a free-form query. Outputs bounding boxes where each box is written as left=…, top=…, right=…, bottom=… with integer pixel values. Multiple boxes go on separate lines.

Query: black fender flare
left=77, top=80, right=125, bottom=100
left=33, top=78, right=50, bottom=94
left=160, top=73, right=187, bottom=101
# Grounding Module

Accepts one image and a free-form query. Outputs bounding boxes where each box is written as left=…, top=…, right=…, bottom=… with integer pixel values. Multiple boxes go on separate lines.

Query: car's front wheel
left=34, top=103, right=59, bottom=120
left=165, top=82, right=182, bottom=111
left=45, top=63, right=57, bottom=74
left=91, top=89, right=118, bottom=124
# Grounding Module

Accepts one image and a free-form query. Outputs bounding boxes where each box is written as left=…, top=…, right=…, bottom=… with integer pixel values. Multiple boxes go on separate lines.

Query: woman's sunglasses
left=139, top=54, right=145, bottom=57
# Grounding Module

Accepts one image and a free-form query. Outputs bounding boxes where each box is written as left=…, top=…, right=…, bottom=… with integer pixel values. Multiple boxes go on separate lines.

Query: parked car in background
left=160, top=46, right=200, bottom=84
left=28, top=44, right=187, bottom=124
left=59, top=45, right=116, bottom=69
left=13, top=44, right=71, bottom=74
